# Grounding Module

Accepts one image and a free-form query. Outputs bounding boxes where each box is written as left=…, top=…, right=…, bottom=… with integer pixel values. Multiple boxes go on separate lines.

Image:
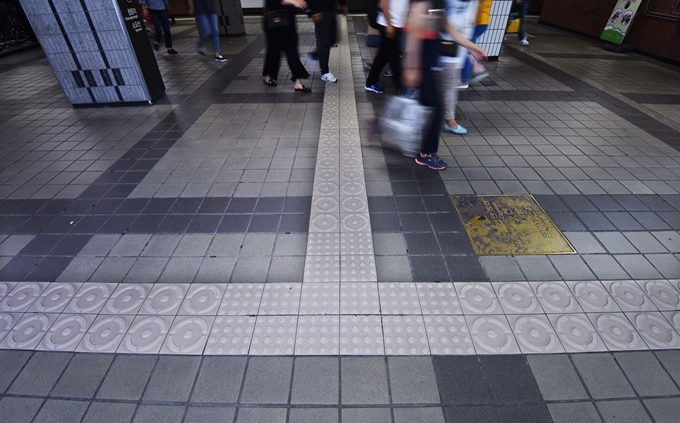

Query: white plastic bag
left=377, top=94, right=433, bottom=158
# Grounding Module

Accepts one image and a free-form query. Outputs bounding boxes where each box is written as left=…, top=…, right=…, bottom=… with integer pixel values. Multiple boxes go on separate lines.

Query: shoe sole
left=415, top=159, right=446, bottom=171
left=364, top=87, right=383, bottom=94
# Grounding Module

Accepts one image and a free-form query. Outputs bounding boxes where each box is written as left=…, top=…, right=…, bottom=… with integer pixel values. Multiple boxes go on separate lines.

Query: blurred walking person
left=262, top=0, right=313, bottom=92
left=188, top=0, right=227, bottom=62
left=140, top=0, right=178, bottom=54
left=364, top=0, right=409, bottom=94
left=307, top=0, right=348, bottom=83
left=517, top=0, right=529, bottom=46
left=459, top=0, right=491, bottom=87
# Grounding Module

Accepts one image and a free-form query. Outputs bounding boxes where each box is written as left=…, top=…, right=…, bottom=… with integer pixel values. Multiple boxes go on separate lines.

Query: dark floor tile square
left=430, top=213, right=464, bottom=232
left=614, top=194, right=650, bottom=211
left=25, top=257, right=72, bottom=281
left=11, top=200, right=48, bottom=215
left=52, top=354, right=113, bottom=398
left=198, top=197, right=230, bottom=214
left=128, top=214, right=163, bottom=233
left=410, top=255, right=450, bottom=282
left=392, top=181, right=420, bottom=195
left=115, top=198, right=149, bottom=214
left=184, top=407, right=236, bottom=423
left=424, top=196, right=455, bottom=212
left=0, top=200, right=22, bottom=215
left=64, top=200, right=95, bottom=215
left=82, top=403, right=136, bottom=423
left=638, top=195, right=674, bottom=211
left=278, top=213, right=309, bottom=233
left=631, top=212, right=672, bottom=230
left=89, top=199, right=124, bottom=215
left=69, top=216, right=108, bottom=234
left=368, top=197, right=397, bottom=213
left=133, top=405, right=184, bottom=423
left=16, top=215, right=54, bottom=234
left=119, top=171, right=147, bottom=184
left=496, top=404, right=553, bottom=423
left=227, top=197, right=257, bottom=213
left=20, top=235, right=62, bottom=255
left=99, top=215, right=136, bottom=233
left=370, top=213, right=401, bottom=232
left=0, top=397, right=44, bottom=423
left=217, top=214, right=252, bottom=233
left=187, top=215, right=222, bottom=233
left=169, top=198, right=203, bottom=214
left=143, top=198, right=176, bottom=214
left=437, top=233, right=475, bottom=255
left=8, top=351, right=71, bottom=396
left=534, top=195, right=569, bottom=211
left=249, top=214, right=281, bottom=232
left=283, top=196, right=312, bottom=213
left=156, top=214, right=192, bottom=233
left=548, top=211, right=586, bottom=231
left=144, top=356, right=200, bottom=402
left=97, top=355, right=156, bottom=400
left=577, top=212, right=616, bottom=230
left=104, top=184, right=135, bottom=199
left=0, top=350, right=32, bottom=393
left=434, top=356, right=492, bottom=405
left=33, top=399, right=89, bottom=423
left=50, top=235, right=90, bottom=255
left=445, top=406, right=498, bottom=423
left=191, top=356, right=246, bottom=403
left=0, top=256, right=40, bottom=281
left=396, top=197, right=426, bottom=213
left=79, top=184, right=111, bottom=198
left=0, top=216, right=27, bottom=234
left=418, top=180, right=448, bottom=195
left=606, top=212, right=645, bottom=230
left=479, top=356, right=543, bottom=404
left=445, top=256, right=488, bottom=281
left=43, top=216, right=80, bottom=234
left=413, top=167, right=442, bottom=180
left=405, top=233, right=440, bottom=255
left=562, top=195, right=598, bottom=211
left=662, top=194, right=680, bottom=210
left=658, top=211, right=680, bottom=229
left=255, top=197, right=285, bottom=214
left=37, top=199, right=72, bottom=215
left=400, top=213, right=433, bottom=232
left=388, top=168, right=415, bottom=181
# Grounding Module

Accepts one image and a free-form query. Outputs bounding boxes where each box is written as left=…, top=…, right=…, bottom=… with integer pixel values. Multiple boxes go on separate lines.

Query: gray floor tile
left=236, top=408, right=287, bottom=423
left=273, top=233, right=307, bottom=256
left=184, top=406, right=236, bottom=423
left=82, top=403, right=136, bottom=423
left=548, top=403, right=602, bottom=423
left=526, top=355, right=589, bottom=401
left=582, top=255, right=631, bottom=280
left=174, top=234, right=213, bottom=256
left=597, top=400, right=652, bottom=423
left=515, top=256, right=561, bottom=281
left=549, top=255, right=595, bottom=280
left=123, top=257, right=168, bottom=282
left=394, top=407, right=445, bottom=423
left=594, top=233, right=638, bottom=254
left=644, top=398, right=680, bottom=423
left=444, top=406, right=498, bottom=423
left=480, top=256, right=525, bottom=281
left=90, top=257, right=136, bottom=282
left=240, top=357, right=293, bottom=404
left=655, top=350, right=680, bottom=386
left=388, top=357, right=440, bottom=404
left=51, top=353, right=113, bottom=398
left=0, top=397, right=43, bottom=423
left=7, top=351, right=71, bottom=396
left=565, top=232, right=606, bottom=254
left=191, top=356, right=246, bottom=403
left=342, top=408, right=392, bottom=423
left=0, top=350, right=32, bottom=393
left=615, top=352, right=680, bottom=396
left=142, top=235, right=181, bottom=256
left=652, top=231, right=680, bottom=253
left=288, top=408, right=338, bottom=423
left=241, top=234, right=276, bottom=255
left=79, top=234, right=121, bottom=256
left=480, top=355, right=543, bottom=404
left=341, top=357, right=389, bottom=404
left=268, top=256, right=305, bottom=282
left=144, top=356, right=201, bottom=402
left=614, top=255, right=662, bottom=279
left=623, top=232, right=668, bottom=253
left=231, top=256, right=271, bottom=283
left=433, top=356, right=492, bottom=405
left=374, top=233, right=408, bottom=255
left=376, top=256, right=413, bottom=282
left=496, top=404, right=554, bottom=423
left=645, top=254, right=680, bottom=278
left=33, top=399, right=89, bottom=423
left=160, top=257, right=202, bottom=283
left=56, top=257, right=104, bottom=282
left=572, top=354, right=635, bottom=399
left=194, top=256, right=236, bottom=283
left=97, top=355, right=156, bottom=400
left=0, top=235, right=35, bottom=256
left=133, top=405, right=185, bottom=423
left=291, top=357, right=339, bottom=404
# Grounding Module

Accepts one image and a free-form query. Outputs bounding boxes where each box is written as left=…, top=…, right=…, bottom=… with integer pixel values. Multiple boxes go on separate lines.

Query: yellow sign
left=452, top=195, right=576, bottom=256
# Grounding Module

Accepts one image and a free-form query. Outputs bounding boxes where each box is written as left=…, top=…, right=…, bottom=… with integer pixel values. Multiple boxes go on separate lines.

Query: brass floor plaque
left=451, top=195, right=576, bottom=256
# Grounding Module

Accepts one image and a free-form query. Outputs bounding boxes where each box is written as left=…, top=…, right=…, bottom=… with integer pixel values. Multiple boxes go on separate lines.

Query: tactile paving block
left=341, top=255, right=377, bottom=282
left=627, top=311, right=680, bottom=349
left=161, top=316, right=214, bottom=354
left=219, top=284, right=264, bottom=316
left=417, top=283, right=462, bottom=315
left=0, top=313, right=56, bottom=350
left=118, top=315, right=173, bottom=354
left=379, top=283, right=421, bottom=315
left=493, top=282, right=543, bottom=314
left=424, top=315, right=475, bottom=354
left=548, top=313, right=607, bottom=353
left=250, top=316, right=297, bottom=355
left=140, top=284, right=188, bottom=316
left=382, top=315, right=430, bottom=355
left=0, top=312, right=21, bottom=344
left=456, top=283, right=503, bottom=315
left=299, top=284, right=340, bottom=315
left=64, top=283, right=116, bottom=314
left=587, top=312, right=648, bottom=350
left=295, top=315, right=340, bottom=355
left=76, top=315, right=134, bottom=353
left=532, top=282, right=583, bottom=314
left=568, top=281, right=621, bottom=313
left=637, top=280, right=680, bottom=311
left=0, top=282, right=49, bottom=313
left=28, top=283, right=81, bottom=314
left=467, top=315, right=521, bottom=354
left=102, top=284, right=151, bottom=315
left=179, top=285, right=225, bottom=316
left=259, top=283, right=302, bottom=315
left=340, top=315, right=384, bottom=355
left=340, top=283, right=380, bottom=315
left=37, top=313, right=95, bottom=352
left=0, top=282, right=17, bottom=299
left=603, top=281, right=656, bottom=312
left=205, top=316, right=256, bottom=355
left=507, top=314, right=565, bottom=354
left=303, top=256, right=341, bottom=283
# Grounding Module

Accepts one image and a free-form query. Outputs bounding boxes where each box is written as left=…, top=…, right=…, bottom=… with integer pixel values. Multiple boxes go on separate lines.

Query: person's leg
left=461, top=24, right=487, bottom=82
left=195, top=14, right=209, bottom=50
left=519, top=0, right=529, bottom=41
left=366, top=26, right=391, bottom=86
left=263, top=29, right=281, bottom=81
left=159, top=9, right=173, bottom=49
left=418, top=41, right=443, bottom=155
left=440, top=62, right=465, bottom=133
left=150, top=9, right=163, bottom=45
left=209, top=13, right=221, bottom=54
left=284, top=27, right=311, bottom=83
left=388, top=28, right=403, bottom=90
left=315, top=15, right=331, bottom=75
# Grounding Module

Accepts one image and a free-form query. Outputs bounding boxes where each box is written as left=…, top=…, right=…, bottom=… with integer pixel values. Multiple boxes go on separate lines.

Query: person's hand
left=386, top=25, right=396, bottom=39
left=402, top=67, right=421, bottom=88
left=283, top=0, right=307, bottom=9
left=342, top=5, right=349, bottom=16
left=311, top=12, right=323, bottom=22
left=469, top=44, right=487, bottom=63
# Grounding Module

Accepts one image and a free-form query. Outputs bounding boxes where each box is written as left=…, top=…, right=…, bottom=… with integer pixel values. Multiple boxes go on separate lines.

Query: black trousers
left=314, top=12, right=337, bottom=74
left=366, top=25, right=402, bottom=89
left=149, top=8, right=172, bottom=48
left=263, top=24, right=310, bottom=82
left=419, top=40, right=442, bottom=154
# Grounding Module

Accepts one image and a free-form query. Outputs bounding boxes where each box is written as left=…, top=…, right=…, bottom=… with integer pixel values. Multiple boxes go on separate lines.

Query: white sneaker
left=321, top=72, right=338, bottom=83
left=456, top=81, right=469, bottom=89
left=519, top=38, right=529, bottom=46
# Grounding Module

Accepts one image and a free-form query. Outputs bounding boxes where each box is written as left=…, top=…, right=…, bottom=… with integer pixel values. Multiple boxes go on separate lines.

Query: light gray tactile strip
left=304, top=16, right=376, bottom=283
left=0, top=280, right=678, bottom=355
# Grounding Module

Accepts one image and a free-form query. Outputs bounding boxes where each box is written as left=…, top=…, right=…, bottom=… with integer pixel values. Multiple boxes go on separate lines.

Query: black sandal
left=263, top=79, right=277, bottom=87
left=294, top=85, right=312, bottom=93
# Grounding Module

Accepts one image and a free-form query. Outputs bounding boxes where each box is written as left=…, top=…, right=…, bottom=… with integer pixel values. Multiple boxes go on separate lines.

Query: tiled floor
left=0, top=15, right=679, bottom=422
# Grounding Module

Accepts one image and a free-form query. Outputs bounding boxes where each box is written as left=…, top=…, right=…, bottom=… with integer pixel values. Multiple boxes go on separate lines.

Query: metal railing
left=0, top=0, right=37, bottom=53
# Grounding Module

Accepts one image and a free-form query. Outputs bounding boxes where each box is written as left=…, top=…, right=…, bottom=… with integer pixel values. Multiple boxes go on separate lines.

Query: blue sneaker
left=365, top=84, right=384, bottom=94
left=415, top=153, right=447, bottom=171
left=443, top=122, right=467, bottom=135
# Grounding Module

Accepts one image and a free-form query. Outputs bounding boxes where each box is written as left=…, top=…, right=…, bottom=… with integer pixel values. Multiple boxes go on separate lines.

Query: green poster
left=601, top=0, right=643, bottom=44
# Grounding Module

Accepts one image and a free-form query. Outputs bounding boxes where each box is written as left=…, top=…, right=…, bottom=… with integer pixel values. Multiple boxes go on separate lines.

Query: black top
left=193, top=0, right=217, bottom=15
left=307, top=0, right=346, bottom=15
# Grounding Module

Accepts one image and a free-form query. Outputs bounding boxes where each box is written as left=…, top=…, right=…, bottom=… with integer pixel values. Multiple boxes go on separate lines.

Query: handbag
left=439, top=39, right=459, bottom=57
left=264, top=9, right=291, bottom=30
left=377, top=92, right=433, bottom=157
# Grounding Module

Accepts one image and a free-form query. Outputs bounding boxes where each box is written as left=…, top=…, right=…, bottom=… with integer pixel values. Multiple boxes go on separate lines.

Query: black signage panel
left=115, top=0, right=165, bottom=101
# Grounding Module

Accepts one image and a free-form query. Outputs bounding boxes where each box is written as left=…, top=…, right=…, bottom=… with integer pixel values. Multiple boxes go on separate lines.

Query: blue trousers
left=460, top=24, right=488, bottom=83
left=196, top=13, right=220, bottom=53
left=519, top=0, right=529, bottom=40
